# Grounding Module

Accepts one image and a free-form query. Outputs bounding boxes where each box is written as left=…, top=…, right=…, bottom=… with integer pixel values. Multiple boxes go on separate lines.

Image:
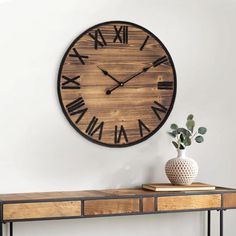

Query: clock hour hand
left=97, top=66, right=121, bottom=84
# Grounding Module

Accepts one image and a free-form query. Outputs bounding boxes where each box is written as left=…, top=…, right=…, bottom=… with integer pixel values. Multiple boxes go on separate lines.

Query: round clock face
left=58, top=21, right=177, bottom=147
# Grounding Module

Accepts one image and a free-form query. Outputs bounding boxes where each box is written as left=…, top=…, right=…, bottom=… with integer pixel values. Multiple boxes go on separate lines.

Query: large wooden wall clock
left=57, top=21, right=177, bottom=147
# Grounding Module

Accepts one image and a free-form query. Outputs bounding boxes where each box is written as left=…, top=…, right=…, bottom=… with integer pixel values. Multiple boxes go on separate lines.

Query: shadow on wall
left=98, top=136, right=168, bottom=189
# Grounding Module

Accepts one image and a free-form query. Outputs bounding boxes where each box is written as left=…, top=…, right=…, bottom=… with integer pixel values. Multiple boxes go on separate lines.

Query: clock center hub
left=106, top=90, right=111, bottom=95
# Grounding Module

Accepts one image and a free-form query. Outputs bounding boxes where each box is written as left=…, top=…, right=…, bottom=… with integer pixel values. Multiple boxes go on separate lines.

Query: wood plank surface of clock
left=58, top=21, right=177, bottom=147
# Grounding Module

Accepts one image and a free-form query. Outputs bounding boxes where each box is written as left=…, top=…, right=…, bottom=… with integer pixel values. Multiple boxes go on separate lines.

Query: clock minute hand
left=97, top=66, right=121, bottom=84
left=106, top=83, right=121, bottom=95
left=122, top=68, right=148, bottom=84
left=121, top=55, right=168, bottom=85
left=106, top=56, right=168, bottom=95
left=106, top=68, right=147, bottom=95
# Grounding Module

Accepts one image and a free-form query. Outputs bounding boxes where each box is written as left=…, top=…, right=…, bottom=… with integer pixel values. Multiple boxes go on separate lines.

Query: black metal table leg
left=10, top=222, right=13, bottom=236
left=207, top=210, right=211, bottom=236
left=0, top=222, right=2, bottom=236
left=220, top=210, right=223, bottom=236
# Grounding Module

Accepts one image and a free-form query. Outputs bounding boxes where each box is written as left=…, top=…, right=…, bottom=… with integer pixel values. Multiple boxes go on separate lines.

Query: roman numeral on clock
left=114, top=125, right=128, bottom=144
left=61, top=75, right=80, bottom=89
left=152, top=56, right=168, bottom=67
left=89, top=29, right=107, bottom=49
left=66, top=97, right=88, bottom=124
left=113, top=25, right=128, bottom=44
left=85, top=116, right=104, bottom=140
left=157, top=81, right=173, bottom=90
left=151, top=101, right=167, bottom=120
left=138, top=119, right=150, bottom=137
left=69, top=48, right=88, bottom=65
left=140, top=35, right=150, bottom=51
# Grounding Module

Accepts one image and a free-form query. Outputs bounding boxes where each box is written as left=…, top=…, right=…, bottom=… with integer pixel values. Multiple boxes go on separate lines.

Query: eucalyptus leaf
left=173, top=130, right=177, bottom=136
left=168, top=114, right=207, bottom=148
left=186, top=119, right=195, bottom=132
left=172, top=141, right=178, bottom=149
left=168, top=131, right=176, bottom=138
left=195, top=135, right=204, bottom=143
left=180, top=133, right=185, bottom=142
left=170, top=123, right=178, bottom=130
left=177, top=128, right=191, bottom=137
left=198, top=127, right=207, bottom=135
left=184, top=137, right=191, bottom=146
left=187, top=114, right=194, bottom=120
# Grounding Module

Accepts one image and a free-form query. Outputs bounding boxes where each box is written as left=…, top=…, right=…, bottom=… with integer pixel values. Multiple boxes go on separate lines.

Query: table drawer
left=3, top=201, right=81, bottom=220
left=84, top=198, right=139, bottom=216
left=143, top=197, right=155, bottom=213
left=158, top=194, right=221, bottom=212
left=223, top=193, right=236, bottom=208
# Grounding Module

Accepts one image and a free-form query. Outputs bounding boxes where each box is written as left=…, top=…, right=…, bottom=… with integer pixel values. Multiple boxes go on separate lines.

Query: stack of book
left=142, top=182, right=215, bottom=192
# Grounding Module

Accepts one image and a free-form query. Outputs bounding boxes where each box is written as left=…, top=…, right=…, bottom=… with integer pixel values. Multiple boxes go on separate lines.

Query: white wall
left=0, top=0, right=236, bottom=235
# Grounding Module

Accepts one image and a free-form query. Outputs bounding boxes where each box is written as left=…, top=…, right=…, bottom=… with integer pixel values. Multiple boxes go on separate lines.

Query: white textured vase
left=165, top=149, right=199, bottom=185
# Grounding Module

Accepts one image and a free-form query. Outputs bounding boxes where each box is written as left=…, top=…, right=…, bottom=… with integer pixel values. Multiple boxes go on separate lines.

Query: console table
left=1, top=186, right=236, bottom=236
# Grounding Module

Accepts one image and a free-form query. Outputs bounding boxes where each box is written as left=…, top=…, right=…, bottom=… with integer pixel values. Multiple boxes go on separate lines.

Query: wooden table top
left=0, top=186, right=235, bottom=203
left=1, top=186, right=236, bottom=222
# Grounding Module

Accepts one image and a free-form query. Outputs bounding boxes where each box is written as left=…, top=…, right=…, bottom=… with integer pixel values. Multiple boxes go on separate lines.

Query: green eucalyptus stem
left=168, top=114, right=207, bottom=150
left=190, top=131, right=197, bottom=140
left=177, top=134, right=181, bottom=149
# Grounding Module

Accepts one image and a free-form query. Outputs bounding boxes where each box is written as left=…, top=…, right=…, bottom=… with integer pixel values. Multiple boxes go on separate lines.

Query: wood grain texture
left=0, top=190, right=112, bottom=202
left=3, top=201, right=81, bottom=220
left=0, top=187, right=235, bottom=221
left=58, top=21, right=176, bottom=147
left=0, top=187, right=232, bottom=203
left=143, top=197, right=155, bottom=212
left=84, top=198, right=139, bottom=216
left=223, top=193, right=236, bottom=208
left=99, top=188, right=155, bottom=196
left=157, top=194, right=221, bottom=211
